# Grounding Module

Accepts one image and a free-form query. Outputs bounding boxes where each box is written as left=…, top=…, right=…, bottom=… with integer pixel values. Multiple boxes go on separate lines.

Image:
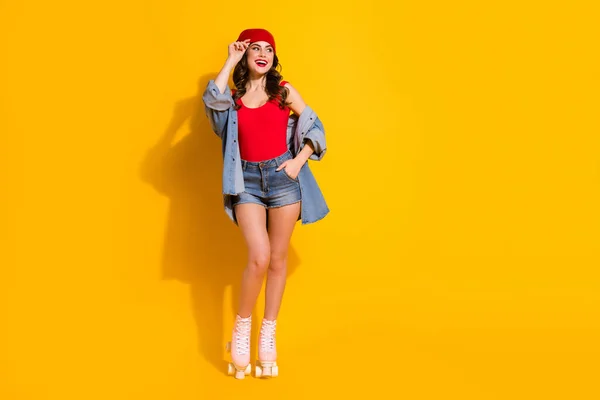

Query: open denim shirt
left=202, top=79, right=330, bottom=225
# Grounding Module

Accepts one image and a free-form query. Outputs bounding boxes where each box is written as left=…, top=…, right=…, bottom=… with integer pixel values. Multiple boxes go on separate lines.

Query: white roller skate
left=255, top=319, right=278, bottom=378
left=226, top=314, right=252, bottom=379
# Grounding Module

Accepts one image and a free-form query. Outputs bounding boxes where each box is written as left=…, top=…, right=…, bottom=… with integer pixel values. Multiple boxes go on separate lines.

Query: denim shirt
left=201, top=79, right=330, bottom=225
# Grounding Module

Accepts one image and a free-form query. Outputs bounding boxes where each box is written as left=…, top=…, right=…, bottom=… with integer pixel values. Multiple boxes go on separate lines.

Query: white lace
left=260, top=319, right=277, bottom=352
left=235, top=315, right=251, bottom=355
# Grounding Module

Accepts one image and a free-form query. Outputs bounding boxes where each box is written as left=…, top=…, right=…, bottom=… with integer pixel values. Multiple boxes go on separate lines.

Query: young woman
left=202, top=28, right=329, bottom=379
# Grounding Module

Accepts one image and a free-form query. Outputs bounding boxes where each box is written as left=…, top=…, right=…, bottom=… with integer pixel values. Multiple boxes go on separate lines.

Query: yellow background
left=1, top=1, right=599, bottom=399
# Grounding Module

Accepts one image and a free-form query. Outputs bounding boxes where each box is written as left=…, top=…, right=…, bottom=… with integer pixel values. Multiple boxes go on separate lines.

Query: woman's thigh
left=234, top=203, right=270, bottom=257
left=267, top=202, right=301, bottom=260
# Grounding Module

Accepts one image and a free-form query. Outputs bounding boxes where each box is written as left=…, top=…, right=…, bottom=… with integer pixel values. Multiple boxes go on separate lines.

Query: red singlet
left=233, top=81, right=290, bottom=162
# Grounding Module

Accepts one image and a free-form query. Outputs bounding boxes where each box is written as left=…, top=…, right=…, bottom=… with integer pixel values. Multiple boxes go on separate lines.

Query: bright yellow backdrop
left=1, top=1, right=599, bottom=399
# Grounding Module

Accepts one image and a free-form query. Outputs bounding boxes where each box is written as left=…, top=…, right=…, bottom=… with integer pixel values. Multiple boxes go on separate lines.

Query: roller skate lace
left=235, top=316, right=251, bottom=355
left=260, top=319, right=277, bottom=352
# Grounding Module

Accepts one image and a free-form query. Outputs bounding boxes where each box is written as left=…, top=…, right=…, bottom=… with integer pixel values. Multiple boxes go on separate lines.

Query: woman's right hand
left=228, top=39, right=251, bottom=64
left=213, top=39, right=251, bottom=94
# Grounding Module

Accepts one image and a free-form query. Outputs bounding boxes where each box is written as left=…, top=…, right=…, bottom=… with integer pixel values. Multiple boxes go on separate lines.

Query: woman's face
left=245, top=41, right=275, bottom=74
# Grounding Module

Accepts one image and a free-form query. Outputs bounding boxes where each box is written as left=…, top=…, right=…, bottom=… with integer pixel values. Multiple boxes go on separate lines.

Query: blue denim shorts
left=231, top=150, right=302, bottom=209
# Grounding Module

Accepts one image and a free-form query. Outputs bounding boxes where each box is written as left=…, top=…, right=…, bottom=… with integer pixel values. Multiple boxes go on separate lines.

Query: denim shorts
left=231, top=150, right=302, bottom=209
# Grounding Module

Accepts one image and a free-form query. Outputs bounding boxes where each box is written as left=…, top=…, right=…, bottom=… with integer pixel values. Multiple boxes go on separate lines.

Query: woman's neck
left=246, top=74, right=266, bottom=92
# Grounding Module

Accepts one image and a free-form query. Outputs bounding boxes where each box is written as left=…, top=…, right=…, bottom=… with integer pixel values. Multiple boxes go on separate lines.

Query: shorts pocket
left=282, top=168, right=299, bottom=183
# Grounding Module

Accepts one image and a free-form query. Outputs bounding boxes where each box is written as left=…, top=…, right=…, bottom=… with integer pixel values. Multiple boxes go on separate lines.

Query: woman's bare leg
left=234, top=203, right=270, bottom=318
left=264, top=202, right=301, bottom=320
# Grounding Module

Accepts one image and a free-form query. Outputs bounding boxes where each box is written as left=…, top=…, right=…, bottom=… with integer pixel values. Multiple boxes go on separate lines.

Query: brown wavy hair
left=232, top=53, right=290, bottom=111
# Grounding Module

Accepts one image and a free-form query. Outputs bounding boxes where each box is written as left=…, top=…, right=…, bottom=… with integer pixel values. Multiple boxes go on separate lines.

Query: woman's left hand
left=276, top=158, right=302, bottom=180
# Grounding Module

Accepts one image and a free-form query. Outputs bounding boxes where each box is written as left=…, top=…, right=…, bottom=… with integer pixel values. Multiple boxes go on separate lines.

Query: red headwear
left=237, top=28, right=276, bottom=54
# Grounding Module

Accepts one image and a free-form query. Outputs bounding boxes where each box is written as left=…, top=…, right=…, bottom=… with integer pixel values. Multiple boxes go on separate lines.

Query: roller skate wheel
left=256, top=362, right=277, bottom=378
left=234, top=369, right=246, bottom=379
left=244, top=364, right=251, bottom=375
left=227, top=363, right=235, bottom=376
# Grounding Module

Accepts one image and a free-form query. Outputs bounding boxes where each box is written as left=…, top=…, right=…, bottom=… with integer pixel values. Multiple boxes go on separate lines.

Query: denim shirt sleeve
left=301, top=116, right=326, bottom=161
left=202, top=79, right=234, bottom=139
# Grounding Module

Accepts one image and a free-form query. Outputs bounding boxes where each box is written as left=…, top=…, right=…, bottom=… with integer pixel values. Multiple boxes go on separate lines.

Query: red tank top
left=233, top=81, right=290, bottom=162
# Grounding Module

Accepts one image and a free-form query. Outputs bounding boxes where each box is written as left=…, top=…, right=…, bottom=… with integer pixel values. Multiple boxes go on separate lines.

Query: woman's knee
left=268, top=251, right=288, bottom=274
left=247, top=249, right=271, bottom=276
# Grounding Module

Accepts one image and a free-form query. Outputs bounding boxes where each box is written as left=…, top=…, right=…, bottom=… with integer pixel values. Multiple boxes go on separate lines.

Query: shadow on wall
left=139, top=74, right=300, bottom=374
